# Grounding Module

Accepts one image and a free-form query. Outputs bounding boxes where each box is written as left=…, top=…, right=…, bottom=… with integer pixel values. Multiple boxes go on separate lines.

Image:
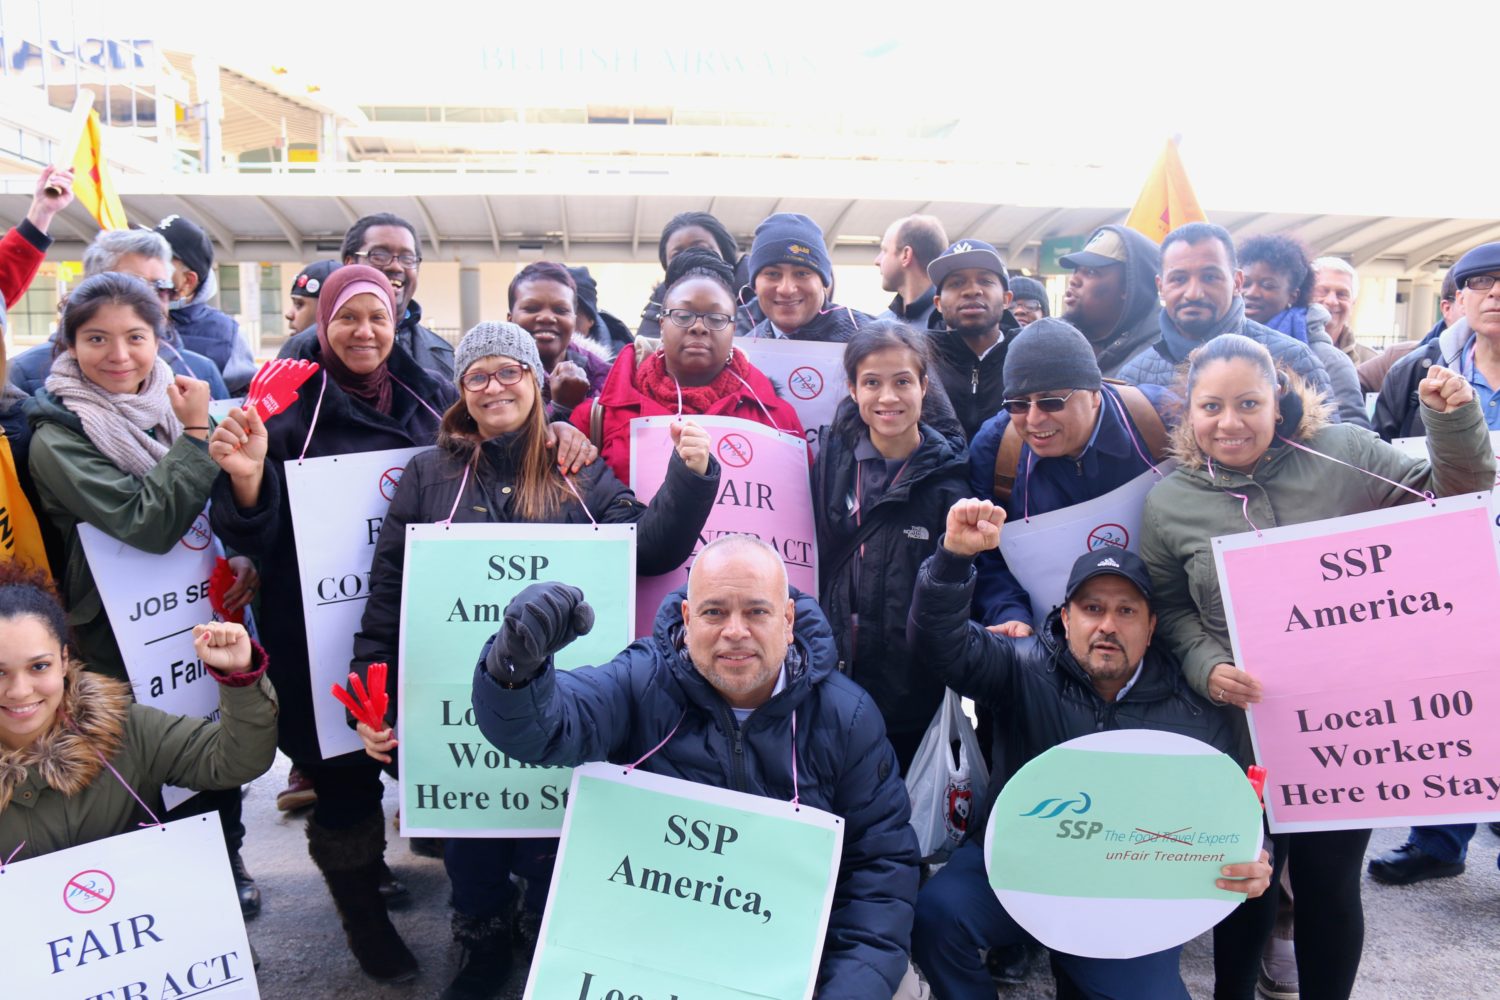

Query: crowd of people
left=0, top=162, right=1496, bottom=1000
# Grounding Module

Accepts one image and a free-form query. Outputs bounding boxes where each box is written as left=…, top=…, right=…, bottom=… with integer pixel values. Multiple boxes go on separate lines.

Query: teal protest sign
left=986, top=729, right=1263, bottom=959
left=398, top=523, right=635, bottom=837
left=525, top=763, right=843, bottom=1000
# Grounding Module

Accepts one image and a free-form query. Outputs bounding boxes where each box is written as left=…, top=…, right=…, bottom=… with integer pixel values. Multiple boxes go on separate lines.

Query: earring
left=1275, top=413, right=1284, bottom=425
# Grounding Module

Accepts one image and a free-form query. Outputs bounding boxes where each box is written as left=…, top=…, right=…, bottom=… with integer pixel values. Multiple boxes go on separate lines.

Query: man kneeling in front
left=910, top=499, right=1271, bottom=999
left=470, top=534, right=920, bottom=998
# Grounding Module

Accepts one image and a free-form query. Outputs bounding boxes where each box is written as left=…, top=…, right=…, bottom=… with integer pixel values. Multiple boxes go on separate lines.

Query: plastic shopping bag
left=905, top=690, right=988, bottom=862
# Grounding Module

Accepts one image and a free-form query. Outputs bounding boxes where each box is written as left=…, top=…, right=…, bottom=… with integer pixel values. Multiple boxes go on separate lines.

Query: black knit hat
left=156, top=214, right=214, bottom=287
left=1008, top=276, right=1051, bottom=316
left=748, top=213, right=832, bottom=287
left=1002, top=317, right=1102, bottom=399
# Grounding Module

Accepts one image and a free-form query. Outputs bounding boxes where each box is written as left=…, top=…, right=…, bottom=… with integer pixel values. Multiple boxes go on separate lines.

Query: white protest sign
left=736, top=338, right=847, bottom=455
left=0, top=817, right=259, bottom=999
left=284, top=446, right=426, bottom=759
left=78, top=509, right=226, bottom=809
left=998, top=463, right=1174, bottom=624
left=525, top=762, right=843, bottom=1000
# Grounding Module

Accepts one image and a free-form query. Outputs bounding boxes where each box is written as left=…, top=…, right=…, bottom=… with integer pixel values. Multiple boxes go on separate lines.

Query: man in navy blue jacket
left=470, top=535, right=920, bottom=999
left=968, top=318, right=1175, bottom=633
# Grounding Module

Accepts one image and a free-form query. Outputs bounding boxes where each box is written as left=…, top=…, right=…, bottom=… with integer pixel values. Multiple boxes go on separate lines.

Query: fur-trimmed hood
left=1168, top=369, right=1332, bottom=472
left=0, top=670, right=129, bottom=811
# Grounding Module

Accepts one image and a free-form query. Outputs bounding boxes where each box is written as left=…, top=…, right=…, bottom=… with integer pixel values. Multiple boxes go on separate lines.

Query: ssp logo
left=1021, top=792, right=1102, bottom=839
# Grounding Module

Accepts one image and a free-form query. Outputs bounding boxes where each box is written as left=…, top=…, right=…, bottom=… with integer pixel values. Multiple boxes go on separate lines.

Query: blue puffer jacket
left=471, top=588, right=920, bottom=999
left=967, top=382, right=1178, bottom=625
left=170, top=301, right=256, bottom=394
left=1118, top=301, right=1338, bottom=417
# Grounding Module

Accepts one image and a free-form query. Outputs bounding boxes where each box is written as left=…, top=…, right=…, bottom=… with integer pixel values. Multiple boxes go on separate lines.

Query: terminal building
left=3, top=12, right=1496, bottom=357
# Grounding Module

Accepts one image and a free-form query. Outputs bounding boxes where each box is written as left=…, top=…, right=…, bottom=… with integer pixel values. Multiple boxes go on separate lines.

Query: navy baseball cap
left=1063, top=549, right=1153, bottom=605
left=927, top=239, right=1010, bottom=291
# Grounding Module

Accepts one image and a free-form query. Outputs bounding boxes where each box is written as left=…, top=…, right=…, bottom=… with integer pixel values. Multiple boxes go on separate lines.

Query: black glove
left=484, top=582, right=595, bottom=684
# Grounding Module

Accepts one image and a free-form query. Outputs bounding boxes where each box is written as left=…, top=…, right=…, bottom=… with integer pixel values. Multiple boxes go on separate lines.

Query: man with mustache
left=1118, top=223, right=1338, bottom=415
left=909, top=500, right=1271, bottom=998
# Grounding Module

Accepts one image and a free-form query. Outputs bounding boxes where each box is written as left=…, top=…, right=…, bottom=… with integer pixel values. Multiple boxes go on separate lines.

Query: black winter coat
left=813, top=408, right=968, bottom=735
left=350, top=434, right=721, bottom=724
left=471, top=587, right=919, bottom=999
left=909, top=545, right=1241, bottom=838
left=209, top=339, right=457, bottom=763
left=925, top=309, right=1022, bottom=441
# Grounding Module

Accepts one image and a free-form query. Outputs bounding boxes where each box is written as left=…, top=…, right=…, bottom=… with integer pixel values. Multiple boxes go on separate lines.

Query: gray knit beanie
left=454, top=321, right=546, bottom=388
left=1002, top=317, right=1102, bottom=398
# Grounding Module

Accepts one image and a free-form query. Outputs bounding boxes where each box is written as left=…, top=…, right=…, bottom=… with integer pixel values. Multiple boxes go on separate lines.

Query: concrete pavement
left=239, top=752, right=1500, bottom=999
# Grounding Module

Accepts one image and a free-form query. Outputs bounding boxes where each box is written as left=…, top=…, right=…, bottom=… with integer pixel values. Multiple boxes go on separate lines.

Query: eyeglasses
left=353, top=249, right=422, bottom=268
left=1001, top=388, right=1083, bottom=415
left=664, top=308, right=733, bottom=332
left=461, top=366, right=529, bottom=391
left=150, top=278, right=175, bottom=300
left=1463, top=275, right=1499, bottom=292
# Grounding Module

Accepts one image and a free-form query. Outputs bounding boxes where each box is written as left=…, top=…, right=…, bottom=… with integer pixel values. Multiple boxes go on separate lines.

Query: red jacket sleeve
left=0, top=221, right=51, bottom=307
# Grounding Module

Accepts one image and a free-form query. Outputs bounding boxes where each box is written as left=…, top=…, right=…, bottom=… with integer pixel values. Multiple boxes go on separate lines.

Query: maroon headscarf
left=317, top=264, right=397, bottom=414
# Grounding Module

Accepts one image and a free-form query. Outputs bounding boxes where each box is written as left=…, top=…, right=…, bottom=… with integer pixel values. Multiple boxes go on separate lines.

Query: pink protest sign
left=628, top=415, right=817, bottom=638
left=1213, top=493, right=1500, bottom=832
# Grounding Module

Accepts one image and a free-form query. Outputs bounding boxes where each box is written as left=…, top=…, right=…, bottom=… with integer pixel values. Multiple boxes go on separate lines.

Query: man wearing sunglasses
left=279, top=213, right=455, bottom=379
left=1367, top=241, right=1500, bottom=889
left=7, top=229, right=228, bottom=400
left=966, top=318, right=1173, bottom=638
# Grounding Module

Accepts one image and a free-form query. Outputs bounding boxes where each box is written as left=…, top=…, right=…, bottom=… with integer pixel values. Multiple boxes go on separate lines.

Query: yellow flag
left=70, top=110, right=130, bottom=231
left=0, top=435, right=52, bottom=575
left=1124, top=139, right=1206, bottom=243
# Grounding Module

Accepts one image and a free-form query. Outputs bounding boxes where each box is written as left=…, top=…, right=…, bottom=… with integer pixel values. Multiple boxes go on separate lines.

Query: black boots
left=306, top=812, right=419, bottom=983
left=441, top=912, right=514, bottom=1000
left=229, top=851, right=261, bottom=919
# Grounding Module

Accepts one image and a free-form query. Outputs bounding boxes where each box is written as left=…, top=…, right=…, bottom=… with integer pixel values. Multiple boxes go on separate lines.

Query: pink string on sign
left=562, top=475, right=598, bottom=526
left=389, top=371, right=446, bottom=422
left=1206, top=456, right=1263, bottom=537
left=727, top=368, right=794, bottom=436
left=297, top=371, right=330, bottom=462
left=1105, top=390, right=1166, bottom=479
left=625, top=712, right=685, bottom=773
left=790, top=711, right=801, bottom=808
left=1, top=840, right=26, bottom=872
left=1275, top=435, right=1436, bottom=505
left=442, top=464, right=472, bottom=526
left=96, top=752, right=165, bottom=829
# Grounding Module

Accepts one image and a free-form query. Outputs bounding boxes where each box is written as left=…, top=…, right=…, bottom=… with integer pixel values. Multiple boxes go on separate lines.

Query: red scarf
left=635, top=348, right=756, bottom=414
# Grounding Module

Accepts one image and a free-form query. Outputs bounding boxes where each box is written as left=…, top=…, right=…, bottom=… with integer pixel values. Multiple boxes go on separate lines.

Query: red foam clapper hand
left=330, top=663, right=390, bottom=732
left=1247, top=765, right=1267, bottom=809
left=245, top=359, right=320, bottom=422
left=208, top=556, right=243, bottom=625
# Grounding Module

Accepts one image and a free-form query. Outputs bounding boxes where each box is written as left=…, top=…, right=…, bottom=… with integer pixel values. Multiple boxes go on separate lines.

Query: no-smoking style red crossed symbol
left=180, top=512, right=212, bottom=551
left=717, top=433, right=754, bottom=469
left=1087, top=523, right=1129, bottom=551
left=788, top=366, right=824, bottom=400
left=63, top=870, right=115, bottom=914
left=379, top=468, right=404, bottom=502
